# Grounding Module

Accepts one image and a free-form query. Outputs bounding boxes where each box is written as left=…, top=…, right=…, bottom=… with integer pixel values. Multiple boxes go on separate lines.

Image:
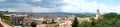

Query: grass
left=1, top=18, right=14, bottom=27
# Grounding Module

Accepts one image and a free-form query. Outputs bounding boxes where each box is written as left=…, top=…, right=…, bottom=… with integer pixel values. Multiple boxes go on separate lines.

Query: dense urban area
left=0, top=9, right=120, bottom=27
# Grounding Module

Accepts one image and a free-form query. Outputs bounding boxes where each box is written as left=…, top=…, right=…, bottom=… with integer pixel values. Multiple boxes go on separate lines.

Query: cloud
left=31, top=7, right=60, bottom=12
left=0, top=0, right=32, bottom=8
left=0, top=7, right=60, bottom=12
left=0, top=9, right=6, bottom=11
left=32, top=0, right=42, bottom=2
left=0, top=8, right=18, bottom=12
left=0, top=0, right=5, bottom=2
left=0, top=0, right=120, bottom=13
left=0, top=0, right=63, bottom=12
left=26, top=0, right=64, bottom=8
left=61, top=0, right=98, bottom=13
left=60, top=0, right=120, bottom=13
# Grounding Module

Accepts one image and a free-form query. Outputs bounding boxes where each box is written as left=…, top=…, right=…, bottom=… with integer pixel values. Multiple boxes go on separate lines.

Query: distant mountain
left=8, top=12, right=96, bottom=15
left=80, top=12, right=96, bottom=15
left=8, top=12, right=74, bottom=15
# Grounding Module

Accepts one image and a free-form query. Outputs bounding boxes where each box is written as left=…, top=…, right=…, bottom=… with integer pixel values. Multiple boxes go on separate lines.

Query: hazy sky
left=0, top=0, right=120, bottom=13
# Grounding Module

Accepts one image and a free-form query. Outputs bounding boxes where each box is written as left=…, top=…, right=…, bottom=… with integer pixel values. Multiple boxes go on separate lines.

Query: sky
left=0, top=0, right=120, bottom=13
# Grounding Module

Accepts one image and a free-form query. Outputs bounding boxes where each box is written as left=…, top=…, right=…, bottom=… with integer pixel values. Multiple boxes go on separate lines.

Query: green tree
left=0, top=12, right=4, bottom=19
left=103, top=13, right=118, bottom=19
left=76, top=14, right=95, bottom=18
left=72, top=17, right=78, bottom=27
left=31, top=21, right=37, bottom=27
left=51, top=19, right=56, bottom=24
left=91, top=12, right=120, bottom=27
left=78, top=12, right=120, bottom=27
left=22, top=24, right=26, bottom=27
left=0, top=12, right=3, bottom=17
left=78, top=21, right=91, bottom=27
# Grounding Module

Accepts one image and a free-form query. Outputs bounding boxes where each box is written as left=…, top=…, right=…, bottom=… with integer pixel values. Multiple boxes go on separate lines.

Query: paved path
left=0, top=18, right=11, bottom=27
left=0, top=23, right=3, bottom=27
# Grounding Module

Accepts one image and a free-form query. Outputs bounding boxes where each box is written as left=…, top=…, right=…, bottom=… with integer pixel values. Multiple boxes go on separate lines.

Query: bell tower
left=95, top=8, right=101, bottom=19
left=97, top=9, right=100, bottom=15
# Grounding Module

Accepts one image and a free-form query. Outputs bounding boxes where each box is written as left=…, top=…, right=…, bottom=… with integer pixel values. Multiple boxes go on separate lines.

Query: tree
left=77, top=12, right=120, bottom=27
left=72, top=17, right=78, bottom=27
left=51, top=19, right=56, bottom=24
left=0, top=13, right=3, bottom=17
left=91, top=12, right=120, bottom=27
left=22, top=24, right=26, bottom=27
left=76, top=14, right=95, bottom=18
left=103, top=13, right=118, bottom=19
left=0, top=13, right=4, bottom=19
left=78, top=21, right=91, bottom=27
left=31, top=21, right=37, bottom=27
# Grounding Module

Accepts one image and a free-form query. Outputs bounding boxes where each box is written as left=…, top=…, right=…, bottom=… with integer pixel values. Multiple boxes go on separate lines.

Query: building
left=95, top=9, right=101, bottom=19
left=11, top=14, right=27, bottom=26
left=0, top=11, right=8, bottom=14
left=58, top=20, right=72, bottom=27
left=24, top=18, right=33, bottom=27
left=37, top=24, right=56, bottom=27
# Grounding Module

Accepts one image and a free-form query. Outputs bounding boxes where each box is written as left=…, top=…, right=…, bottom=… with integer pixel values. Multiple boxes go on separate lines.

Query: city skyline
left=0, top=0, right=120, bottom=13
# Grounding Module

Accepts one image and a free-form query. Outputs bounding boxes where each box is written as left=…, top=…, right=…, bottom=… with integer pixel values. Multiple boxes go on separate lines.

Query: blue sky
left=0, top=0, right=120, bottom=13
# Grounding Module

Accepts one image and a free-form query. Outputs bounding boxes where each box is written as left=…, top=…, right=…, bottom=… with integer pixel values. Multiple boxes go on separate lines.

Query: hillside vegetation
left=78, top=13, right=120, bottom=27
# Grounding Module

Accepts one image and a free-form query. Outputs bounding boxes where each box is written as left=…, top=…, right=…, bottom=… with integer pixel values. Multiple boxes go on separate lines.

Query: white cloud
left=10, top=3, right=32, bottom=6
left=31, top=7, right=58, bottom=12
left=0, top=9, right=6, bottom=11
left=31, top=7, right=59, bottom=12
left=0, top=0, right=120, bottom=13
left=7, top=7, right=58, bottom=12
left=32, top=0, right=42, bottom=2
left=61, top=0, right=97, bottom=13
left=0, top=7, right=59, bottom=12
left=61, top=0, right=120, bottom=13
left=0, top=8, right=18, bottom=12
left=0, top=0, right=5, bottom=2
left=61, top=5, right=79, bottom=13
left=7, top=8, right=18, bottom=12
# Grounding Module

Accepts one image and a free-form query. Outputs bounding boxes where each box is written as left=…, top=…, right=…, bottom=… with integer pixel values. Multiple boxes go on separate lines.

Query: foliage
left=3, top=16, right=11, bottom=21
left=0, top=13, right=14, bottom=27
left=42, top=19, right=56, bottom=24
left=78, top=13, right=120, bottom=27
left=2, top=18, right=14, bottom=27
left=78, top=21, right=91, bottom=27
left=103, top=13, right=119, bottom=19
left=76, top=14, right=95, bottom=18
left=72, top=17, right=78, bottom=27
left=31, top=21, right=37, bottom=27
left=22, top=24, right=26, bottom=27
left=0, top=12, right=3, bottom=17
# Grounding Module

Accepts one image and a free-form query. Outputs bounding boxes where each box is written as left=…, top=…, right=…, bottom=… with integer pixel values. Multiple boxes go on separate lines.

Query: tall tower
left=95, top=8, right=101, bottom=19
left=97, top=9, right=100, bottom=15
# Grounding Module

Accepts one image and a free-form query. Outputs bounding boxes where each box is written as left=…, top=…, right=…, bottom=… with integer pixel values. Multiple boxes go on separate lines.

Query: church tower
left=97, top=9, right=100, bottom=15
left=95, top=8, right=101, bottom=19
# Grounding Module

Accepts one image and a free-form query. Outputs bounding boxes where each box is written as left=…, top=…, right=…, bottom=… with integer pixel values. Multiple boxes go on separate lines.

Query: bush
left=72, top=17, right=78, bottom=27
left=78, top=13, right=120, bottom=27
left=78, top=21, right=91, bottom=27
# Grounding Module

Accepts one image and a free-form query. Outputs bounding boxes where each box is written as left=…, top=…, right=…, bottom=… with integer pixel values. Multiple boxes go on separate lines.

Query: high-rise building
left=11, top=15, right=27, bottom=26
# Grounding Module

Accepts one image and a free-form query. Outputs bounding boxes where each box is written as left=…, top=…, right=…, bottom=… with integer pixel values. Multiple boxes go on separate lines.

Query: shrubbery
left=76, top=13, right=120, bottom=27
left=0, top=13, right=14, bottom=27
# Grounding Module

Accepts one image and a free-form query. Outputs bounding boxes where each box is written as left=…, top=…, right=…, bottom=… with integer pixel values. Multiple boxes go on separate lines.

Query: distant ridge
left=8, top=12, right=95, bottom=15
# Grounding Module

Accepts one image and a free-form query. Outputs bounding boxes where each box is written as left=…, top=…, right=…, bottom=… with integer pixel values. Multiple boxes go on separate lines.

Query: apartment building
left=11, top=14, right=27, bottom=26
